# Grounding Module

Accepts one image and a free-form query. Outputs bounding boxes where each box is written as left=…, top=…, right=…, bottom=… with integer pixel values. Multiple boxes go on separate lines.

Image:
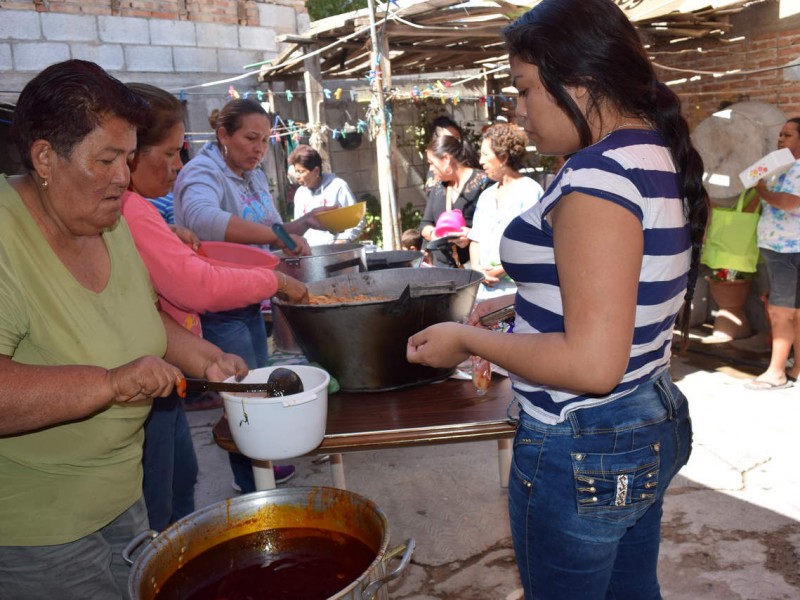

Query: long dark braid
left=647, top=81, right=709, bottom=341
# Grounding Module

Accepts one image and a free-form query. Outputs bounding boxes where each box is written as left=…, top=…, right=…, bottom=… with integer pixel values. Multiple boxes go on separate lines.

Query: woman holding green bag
left=747, top=117, right=800, bottom=391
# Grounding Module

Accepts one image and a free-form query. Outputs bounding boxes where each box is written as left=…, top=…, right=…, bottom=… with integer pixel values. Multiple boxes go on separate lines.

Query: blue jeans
left=508, top=372, right=692, bottom=600
left=200, top=304, right=268, bottom=370
left=201, top=303, right=268, bottom=492
left=142, top=392, right=198, bottom=531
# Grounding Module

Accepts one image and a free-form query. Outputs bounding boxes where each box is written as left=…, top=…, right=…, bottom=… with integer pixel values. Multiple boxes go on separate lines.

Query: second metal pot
left=366, top=250, right=424, bottom=271
left=272, top=243, right=367, bottom=352
left=274, top=243, right=366, bottom=281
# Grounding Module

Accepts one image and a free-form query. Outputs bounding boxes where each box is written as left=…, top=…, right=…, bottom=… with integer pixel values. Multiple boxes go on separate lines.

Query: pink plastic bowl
left=433, top=209, right=466, bottom=238
left=198, top=241, right=279, bottom=269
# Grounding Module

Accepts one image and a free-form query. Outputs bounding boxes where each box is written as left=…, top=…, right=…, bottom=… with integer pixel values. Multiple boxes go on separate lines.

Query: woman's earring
left=222, top=145, right=228, bottom=159
left=41, top=178, right=49, bottom=191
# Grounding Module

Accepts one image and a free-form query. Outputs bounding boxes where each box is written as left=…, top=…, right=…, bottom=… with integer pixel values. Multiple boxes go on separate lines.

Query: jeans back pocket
left=571, top=443, right=660, bottom=523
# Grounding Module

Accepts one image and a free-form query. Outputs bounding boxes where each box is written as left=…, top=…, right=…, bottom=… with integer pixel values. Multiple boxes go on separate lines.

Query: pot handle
left=409, top=281, right=456, bottom=297
left=122, top=529, right=158, bottom=566
left=387, top=281, right=456, bottom=315
left=324, top=256, right=366, bottom=275
left=361, top=538, right=416, bottom=600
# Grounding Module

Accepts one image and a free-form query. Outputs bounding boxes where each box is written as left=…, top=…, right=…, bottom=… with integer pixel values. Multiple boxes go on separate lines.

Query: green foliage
left=306, top=0, right=367, bottom=21
left=270, top=177, right=293, bottom=222
left=357, top=192, right=422, bottom=249
left=359, top=192, right=383, bottom=246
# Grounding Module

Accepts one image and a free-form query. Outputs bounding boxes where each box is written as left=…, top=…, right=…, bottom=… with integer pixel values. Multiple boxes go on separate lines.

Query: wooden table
left=213, top=376, right=518, bottom=490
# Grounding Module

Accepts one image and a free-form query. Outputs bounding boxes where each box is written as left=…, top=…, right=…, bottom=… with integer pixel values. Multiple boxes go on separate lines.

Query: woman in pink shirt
left=121, top=83, right=306, bottom=530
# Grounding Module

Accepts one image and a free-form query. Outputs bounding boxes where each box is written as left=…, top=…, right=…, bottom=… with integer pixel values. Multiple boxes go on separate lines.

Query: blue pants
left=508, top=373, right=692, bottom=600
left=201, top=303, right=268, bottom=493
left=142, top=392, right=198, bottom=531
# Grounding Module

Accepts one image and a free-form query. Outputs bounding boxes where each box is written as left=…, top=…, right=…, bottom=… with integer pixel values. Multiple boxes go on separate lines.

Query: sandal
left=744, top=379, right=794, bottom=391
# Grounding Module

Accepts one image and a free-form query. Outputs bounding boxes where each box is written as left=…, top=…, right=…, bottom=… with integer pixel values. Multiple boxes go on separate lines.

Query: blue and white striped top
left=500, top=129, right=691, bottom=425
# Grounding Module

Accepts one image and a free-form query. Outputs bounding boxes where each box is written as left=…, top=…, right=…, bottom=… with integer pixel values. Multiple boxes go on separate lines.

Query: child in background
left=402, top=228, right=431, bottom=265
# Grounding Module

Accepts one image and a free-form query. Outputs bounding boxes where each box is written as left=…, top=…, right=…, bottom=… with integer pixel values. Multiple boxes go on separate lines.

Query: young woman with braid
left=406, top=0, right=709, bottom=597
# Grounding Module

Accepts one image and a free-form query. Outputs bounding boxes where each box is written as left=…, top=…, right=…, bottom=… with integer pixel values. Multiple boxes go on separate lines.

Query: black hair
left=503, top=0, right=709, bottom=341
left=11, top=59, right=149, bottom=172
left=430, top=115, right=463, bottom=139
left=126, top=82, right=186, bottom=150
left=287, top=144, right=323, bottom=172
left=209, top=98, right=268, bottom=140
left=427, top=132, right=481, bottom=170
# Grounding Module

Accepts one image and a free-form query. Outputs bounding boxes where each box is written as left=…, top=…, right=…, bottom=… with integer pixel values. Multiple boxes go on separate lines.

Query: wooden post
left=367, top=0, right=401, bottom=250
left=303, top=50, right=330, bottom=171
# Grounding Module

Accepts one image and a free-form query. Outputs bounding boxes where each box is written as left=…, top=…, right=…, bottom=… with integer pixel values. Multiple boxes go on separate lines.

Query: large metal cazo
left=124, top=487, right=414, bottom=600
left=273, top=268, right=483, bottom=391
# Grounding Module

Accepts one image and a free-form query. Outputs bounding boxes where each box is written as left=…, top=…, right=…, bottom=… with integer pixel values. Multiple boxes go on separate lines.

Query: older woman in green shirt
left=0, top=60, right=246, bottom=599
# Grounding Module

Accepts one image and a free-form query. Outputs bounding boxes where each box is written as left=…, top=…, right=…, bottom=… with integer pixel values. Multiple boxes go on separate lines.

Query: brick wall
left=653, top=29, right=800, bottom=130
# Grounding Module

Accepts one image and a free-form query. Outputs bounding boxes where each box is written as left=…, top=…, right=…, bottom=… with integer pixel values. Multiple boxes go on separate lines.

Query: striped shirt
left=147, top=192, right=175, bottom=225
left=500, top=129, right=691, bottom=424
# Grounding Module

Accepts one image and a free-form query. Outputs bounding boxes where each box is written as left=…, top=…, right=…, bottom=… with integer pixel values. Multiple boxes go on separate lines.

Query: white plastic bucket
left=221, top=366, right=330, bottom=460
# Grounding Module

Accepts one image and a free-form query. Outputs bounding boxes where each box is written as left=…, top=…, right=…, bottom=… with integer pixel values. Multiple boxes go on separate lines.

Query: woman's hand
left=201, top=351, right=249, bottom=383
left=281, top=233, right=311, bottom=257
left=467, top=294, right=516, bottom=326
left=407, top=322, right=471, bottom=368
left=755, top=178, right=800, bottom=210
left=105, top=355, right=184, bottom=403
left=482, top=267, right=502, bottom=286
left=301, top=206, right=338, bottom=232
left=171, top=225, right=201, bottom=250
left=274, top=273, right=309, bottom=304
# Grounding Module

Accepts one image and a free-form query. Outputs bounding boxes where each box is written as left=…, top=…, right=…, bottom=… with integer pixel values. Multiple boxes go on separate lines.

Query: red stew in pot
left=154, top=527, right=375, bottom=600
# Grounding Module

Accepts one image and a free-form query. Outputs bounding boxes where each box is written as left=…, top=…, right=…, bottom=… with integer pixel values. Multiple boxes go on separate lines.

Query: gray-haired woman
left=0, top=60, right=246, bottom=599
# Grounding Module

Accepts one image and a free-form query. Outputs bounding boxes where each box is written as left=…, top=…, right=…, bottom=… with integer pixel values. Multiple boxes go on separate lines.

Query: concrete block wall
left=0, top=1, right=306, bottom=124
left=0, top=0, right=281, bottom=25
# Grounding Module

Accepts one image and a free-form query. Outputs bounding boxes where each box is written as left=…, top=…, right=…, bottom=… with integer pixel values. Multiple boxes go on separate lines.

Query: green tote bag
left=700, top=188, right=761, bottom=273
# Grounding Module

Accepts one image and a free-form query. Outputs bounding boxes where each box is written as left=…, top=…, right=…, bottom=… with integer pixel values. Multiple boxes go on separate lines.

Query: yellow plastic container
left=315, top=201, right=366, bottom=232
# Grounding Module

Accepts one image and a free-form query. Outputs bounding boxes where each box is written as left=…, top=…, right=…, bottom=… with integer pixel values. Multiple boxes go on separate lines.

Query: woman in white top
left=289, top=144, right=363, bottom=245
left=469, top=122, right=544, bottom=300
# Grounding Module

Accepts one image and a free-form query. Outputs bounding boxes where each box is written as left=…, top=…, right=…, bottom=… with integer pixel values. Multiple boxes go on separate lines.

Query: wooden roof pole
left=367, top=0, right=400, bottom=250
left=304, top=49, right=331, bottom=172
